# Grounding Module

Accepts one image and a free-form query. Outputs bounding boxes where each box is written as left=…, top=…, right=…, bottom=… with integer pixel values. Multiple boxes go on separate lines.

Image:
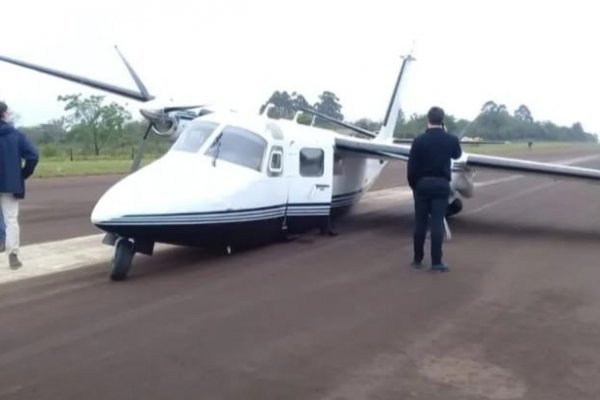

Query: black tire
left=110, top=239, right=134, bottom=281
left=446, top=198, right=463, bottom=217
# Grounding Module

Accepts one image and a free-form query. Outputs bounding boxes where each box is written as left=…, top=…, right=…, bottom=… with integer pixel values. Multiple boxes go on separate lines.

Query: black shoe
left=431, top=263, right=449, bottom=272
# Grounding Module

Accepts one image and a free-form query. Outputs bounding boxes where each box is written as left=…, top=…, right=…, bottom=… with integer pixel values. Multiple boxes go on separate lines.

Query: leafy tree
left=258, top=91, right=313, bottom=122
left=396, top=113, right=426, bottom=138
left=20, top=118, right=68, bottom=145
left=481, top=100, right=498, bottom=113
left=354, top=118, right=382, bottom=133
left=314, top=91, right=343, bottom=123
left=514, top=104, right=533, bottom=122
left=259, top=90, right=293, bottom=119
left=58, top=94, right=132, bottom=155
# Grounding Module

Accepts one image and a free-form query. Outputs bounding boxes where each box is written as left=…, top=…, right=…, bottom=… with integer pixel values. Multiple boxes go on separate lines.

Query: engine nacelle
left=450, top=161, right=475, bottom=198
left=140, top=109, right=198, bottom=141
left=446, top=198, right=463, bottom=217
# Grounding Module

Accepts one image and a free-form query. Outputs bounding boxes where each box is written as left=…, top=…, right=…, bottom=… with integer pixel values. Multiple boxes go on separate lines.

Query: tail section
left=377, top=53, right=415, bottom=141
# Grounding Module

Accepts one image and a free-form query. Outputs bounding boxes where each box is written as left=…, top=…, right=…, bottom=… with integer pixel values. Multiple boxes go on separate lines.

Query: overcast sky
left=1, top=0, right=599, bottom=134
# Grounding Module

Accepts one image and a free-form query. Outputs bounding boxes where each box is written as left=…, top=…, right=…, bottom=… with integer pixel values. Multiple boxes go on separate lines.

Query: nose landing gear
left=111, top=237, right=135, bottom=281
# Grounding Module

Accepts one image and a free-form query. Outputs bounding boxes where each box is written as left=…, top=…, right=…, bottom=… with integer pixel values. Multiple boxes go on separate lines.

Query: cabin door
left=285, top=136, right=334, bottom=232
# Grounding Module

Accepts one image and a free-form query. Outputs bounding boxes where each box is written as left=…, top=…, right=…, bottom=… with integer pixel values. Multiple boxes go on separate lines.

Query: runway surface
left=1, top=147, right=600, bottom=399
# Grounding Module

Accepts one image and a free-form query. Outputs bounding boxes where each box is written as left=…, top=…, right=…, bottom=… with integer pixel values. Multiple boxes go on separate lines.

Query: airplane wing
left=459, top=140, right=509, bottom=145
left=335, top=137, right=411, bottom=161
left=464, top=153, right=600, bottom=183
left=335, top=136, right=600, bottom=183
left=393, top=138, right=508, bottom=145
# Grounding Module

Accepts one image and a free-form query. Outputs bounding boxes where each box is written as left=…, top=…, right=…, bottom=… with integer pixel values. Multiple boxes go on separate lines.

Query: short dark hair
left=0, top=101, right=7, bottom=119
left=427, top=106, right=444, bottom=125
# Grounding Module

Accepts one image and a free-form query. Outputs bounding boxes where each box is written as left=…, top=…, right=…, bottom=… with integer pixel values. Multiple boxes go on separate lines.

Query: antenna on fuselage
left=261, top=103, right=275, bottom=117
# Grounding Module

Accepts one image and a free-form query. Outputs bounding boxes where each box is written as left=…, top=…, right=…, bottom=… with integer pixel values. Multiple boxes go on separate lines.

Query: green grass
left=34, top=158, right=159, bottom=178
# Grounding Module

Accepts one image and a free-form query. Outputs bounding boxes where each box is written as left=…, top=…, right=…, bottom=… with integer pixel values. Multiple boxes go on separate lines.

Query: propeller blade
left=114, top=46, right=152, bottom=101
left=162, top=105, right=207, bottom=113
left=0, top=53, right=154, bottom=102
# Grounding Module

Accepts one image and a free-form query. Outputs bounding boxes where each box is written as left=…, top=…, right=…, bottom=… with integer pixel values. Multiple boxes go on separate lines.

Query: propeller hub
left=140, top=108, right=177, bottom=136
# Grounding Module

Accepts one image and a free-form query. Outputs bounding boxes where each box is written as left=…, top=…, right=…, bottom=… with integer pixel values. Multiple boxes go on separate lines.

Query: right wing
left=335, top=136, right=410, bottom=161
left=336, top=135, right=600, bottom=184
left=463, top=153, right=600, bottom=183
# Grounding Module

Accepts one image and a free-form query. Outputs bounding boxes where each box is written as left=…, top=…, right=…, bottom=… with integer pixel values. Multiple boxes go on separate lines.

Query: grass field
left=31, top=142, right=599, bottom=179
left=34, top=158, right=159, bottom=178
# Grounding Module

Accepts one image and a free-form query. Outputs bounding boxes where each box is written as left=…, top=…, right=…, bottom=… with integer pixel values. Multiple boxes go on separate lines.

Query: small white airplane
left=2, top=49, right=600, bottom=281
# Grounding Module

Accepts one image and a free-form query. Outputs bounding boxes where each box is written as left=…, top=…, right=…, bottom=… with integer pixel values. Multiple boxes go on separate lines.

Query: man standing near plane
left=0, top=101, right=39, bottom=269
left=407, top=106, right=462, bottom=272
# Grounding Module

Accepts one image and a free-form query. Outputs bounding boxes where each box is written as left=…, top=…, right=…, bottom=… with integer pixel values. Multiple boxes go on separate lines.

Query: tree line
left=18, top=90, right=598, bottom=158
left=259, top=92, right=598, bottom=143
left=20, top=94, right=168, bottom=159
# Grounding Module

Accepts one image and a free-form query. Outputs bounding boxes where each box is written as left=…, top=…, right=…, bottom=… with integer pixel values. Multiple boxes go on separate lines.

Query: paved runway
left=20, top=175, right=116, bottom=245
left=2, top=147, right=600, bottom=399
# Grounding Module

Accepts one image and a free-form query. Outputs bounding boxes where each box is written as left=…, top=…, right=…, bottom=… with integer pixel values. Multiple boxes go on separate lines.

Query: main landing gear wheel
left=446, top=198, right=463, bottom=217
left=110, top=238, right=134, bottom=281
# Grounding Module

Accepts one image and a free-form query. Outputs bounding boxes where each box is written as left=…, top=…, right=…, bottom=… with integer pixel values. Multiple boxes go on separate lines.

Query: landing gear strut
left=110, top=238, right=135, bottom=281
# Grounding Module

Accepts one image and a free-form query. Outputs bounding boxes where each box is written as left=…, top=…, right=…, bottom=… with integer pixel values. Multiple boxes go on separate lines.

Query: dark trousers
left=413, top=177, right=450, bottom=265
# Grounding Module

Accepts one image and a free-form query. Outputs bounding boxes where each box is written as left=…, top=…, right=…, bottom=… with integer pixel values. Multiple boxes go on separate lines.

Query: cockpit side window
left=171, top=121, right=219, bottom=153
left=205, top=126, right=267, bottom=172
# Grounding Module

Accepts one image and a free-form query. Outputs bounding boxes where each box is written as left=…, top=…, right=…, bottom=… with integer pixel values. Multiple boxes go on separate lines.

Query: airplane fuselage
left=91, top=111, right=472, bottom=251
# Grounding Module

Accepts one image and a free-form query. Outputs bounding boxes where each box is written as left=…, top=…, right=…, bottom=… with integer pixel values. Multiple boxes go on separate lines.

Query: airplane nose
left=91, top=159, right=225, bottom=224
left=90, top=155, right=247, bottom=225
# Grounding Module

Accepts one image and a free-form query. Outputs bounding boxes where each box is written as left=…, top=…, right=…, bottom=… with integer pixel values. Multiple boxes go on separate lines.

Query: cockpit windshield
left=205, top=126, right=267, bottom=172
left=171, top=121, right=219, bottom=153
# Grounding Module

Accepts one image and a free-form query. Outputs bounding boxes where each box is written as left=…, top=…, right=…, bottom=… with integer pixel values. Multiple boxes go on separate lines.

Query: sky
left=1, top=0, right=599, bottom=134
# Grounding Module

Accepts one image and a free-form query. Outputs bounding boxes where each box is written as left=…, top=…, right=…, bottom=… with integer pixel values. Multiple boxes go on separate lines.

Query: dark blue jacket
left=0, top=121, right=39, bottom=199
left=407, top=127, right=462, bottom=190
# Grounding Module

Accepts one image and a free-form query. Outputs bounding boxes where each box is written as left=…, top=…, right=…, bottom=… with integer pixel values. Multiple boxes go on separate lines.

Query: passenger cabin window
left=205, top=126, right=267, bottom=172
left=171, top=121, right=219, bottom=153
left=268, top=146, right=284, bottom=176
left=300, top=148, right=324, bottom=177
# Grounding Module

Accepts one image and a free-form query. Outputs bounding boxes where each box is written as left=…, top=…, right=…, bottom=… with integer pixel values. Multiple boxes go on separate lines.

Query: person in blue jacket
left=407, top=106, right=462, bottom=272
left=0, top=101, right=39, bottom=269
